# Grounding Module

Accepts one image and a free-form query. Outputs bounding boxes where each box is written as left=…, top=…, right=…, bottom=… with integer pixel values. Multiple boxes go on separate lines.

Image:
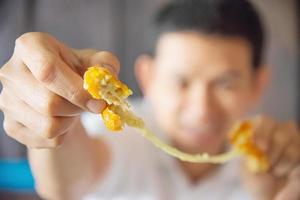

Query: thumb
left=73, top=49, right=120, bottom=77
left=54, top=46, right=113, bottom=114
left=72, top=49, right=121, bottom=113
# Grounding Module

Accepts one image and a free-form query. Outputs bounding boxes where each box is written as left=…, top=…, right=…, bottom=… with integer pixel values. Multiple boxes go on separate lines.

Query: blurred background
left=0, top=0, right=299, bottom=199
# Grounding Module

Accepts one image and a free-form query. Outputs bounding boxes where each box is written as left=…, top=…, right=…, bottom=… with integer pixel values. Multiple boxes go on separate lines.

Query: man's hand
left=0, top=32, right=120, bottom=148
left=242, top=116, right=300, bottom=200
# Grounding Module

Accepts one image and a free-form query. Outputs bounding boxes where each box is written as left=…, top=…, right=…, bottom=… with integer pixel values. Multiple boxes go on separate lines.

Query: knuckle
left=15, top=32, right=36, bottom=50
left=3, top=119, right=16, bottom=137
left=15, top=32, right=47, bottom=47
left=15, top=33, right=29, bottom=48
left=0, top=89, right=10, bottom=110
left=0, top=89, right=15, bottom=111
left=0, top=62, right=16, bottom=84
left=0, top=63, right=10, bottom=80
left=35, top=57, right=57, bottom=84
left=0, top=94, right=6, bottom=110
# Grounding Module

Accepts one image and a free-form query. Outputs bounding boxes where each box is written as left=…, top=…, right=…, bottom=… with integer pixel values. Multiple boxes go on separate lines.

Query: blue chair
left=0, top=159, right=35, bottom=192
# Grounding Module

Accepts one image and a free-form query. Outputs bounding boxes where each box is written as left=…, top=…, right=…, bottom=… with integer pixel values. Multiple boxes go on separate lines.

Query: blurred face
left=139, top=32, right=263, bottom=155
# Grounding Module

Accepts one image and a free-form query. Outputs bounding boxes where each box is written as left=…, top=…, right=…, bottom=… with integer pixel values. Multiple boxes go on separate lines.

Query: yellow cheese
left=83, top=65, right=269, bottom=172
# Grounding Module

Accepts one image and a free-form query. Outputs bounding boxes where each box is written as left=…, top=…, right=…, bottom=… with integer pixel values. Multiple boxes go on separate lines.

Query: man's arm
left=28, top=119, right=111, bottom=200
left=0, top=32, right=120, bottom=199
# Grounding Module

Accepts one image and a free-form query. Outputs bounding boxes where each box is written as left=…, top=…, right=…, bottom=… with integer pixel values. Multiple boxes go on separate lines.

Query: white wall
left=251, top=0, right=299, bottom=120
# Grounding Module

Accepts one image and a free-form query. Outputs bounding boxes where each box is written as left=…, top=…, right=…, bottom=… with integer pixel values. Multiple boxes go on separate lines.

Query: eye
left=214, top=78, right=236, bottom=90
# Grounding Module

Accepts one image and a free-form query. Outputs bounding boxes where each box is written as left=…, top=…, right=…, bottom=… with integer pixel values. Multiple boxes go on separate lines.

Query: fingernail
left=87, top=99, right=106, bottom=113
left=102, top=64, right=118, bottom=77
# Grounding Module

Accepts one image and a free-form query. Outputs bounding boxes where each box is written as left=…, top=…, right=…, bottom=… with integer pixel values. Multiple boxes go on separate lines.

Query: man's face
left=143, top=32, right=262, bottom=155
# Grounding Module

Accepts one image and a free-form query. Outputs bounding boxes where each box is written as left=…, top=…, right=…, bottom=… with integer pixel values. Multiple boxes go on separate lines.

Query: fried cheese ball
left=83, top=65, right=269, bottom=172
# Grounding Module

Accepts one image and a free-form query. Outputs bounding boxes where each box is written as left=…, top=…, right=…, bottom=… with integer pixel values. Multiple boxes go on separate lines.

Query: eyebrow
left=171, top=68, right=244, bottom=81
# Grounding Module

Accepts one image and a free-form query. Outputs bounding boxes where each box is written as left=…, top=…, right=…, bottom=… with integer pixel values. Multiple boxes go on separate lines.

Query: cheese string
left=138, top=125, right=241, bottom=163
left=83, top=65, right=269, bottom=172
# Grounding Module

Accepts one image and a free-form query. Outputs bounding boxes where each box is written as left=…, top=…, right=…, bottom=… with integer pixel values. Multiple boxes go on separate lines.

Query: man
left=0, top=0, right=299, bottom=199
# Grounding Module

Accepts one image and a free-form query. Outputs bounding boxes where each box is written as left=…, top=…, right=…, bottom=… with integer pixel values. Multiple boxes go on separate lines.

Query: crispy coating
left=83, top=65, right=269, bottom=172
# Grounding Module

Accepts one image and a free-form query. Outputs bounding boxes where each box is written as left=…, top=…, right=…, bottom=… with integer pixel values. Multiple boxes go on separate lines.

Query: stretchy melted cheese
left=83, top=65, right=269, bottom=172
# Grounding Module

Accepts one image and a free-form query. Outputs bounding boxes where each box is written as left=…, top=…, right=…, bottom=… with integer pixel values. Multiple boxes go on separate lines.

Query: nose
left=183, top=82, right=218, bottom=125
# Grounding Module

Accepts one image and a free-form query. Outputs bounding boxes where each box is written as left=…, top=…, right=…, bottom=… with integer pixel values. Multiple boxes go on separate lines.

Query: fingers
left=0, top=88, right=73, bottom=148
left=0, top=87, right=75, bottom=139
left=289, top=165, right=300, bottom=181
left=73, top=49, right=120, bottom=76
left=243, top=116, right=300, bottom=199
left=3, top=116, right=67, bottom=148
left=0, top=32, right=122, bottom=149
left=1, top=60, right=82, bottom=117
left=275, top=166, right=300, bottom=200
left=14, top=33, right=106, bottom=113
left=269, top=123, right=293, bottom=167
left=252, top=115, right=278, bottom=154
left=252, top=116, right=300, bottom=178
left=271, top=122, right=300, bottom=177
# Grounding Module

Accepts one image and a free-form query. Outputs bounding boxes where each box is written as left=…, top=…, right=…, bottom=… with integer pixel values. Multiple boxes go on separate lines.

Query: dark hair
left=153, top=0, right=265, bottom=70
